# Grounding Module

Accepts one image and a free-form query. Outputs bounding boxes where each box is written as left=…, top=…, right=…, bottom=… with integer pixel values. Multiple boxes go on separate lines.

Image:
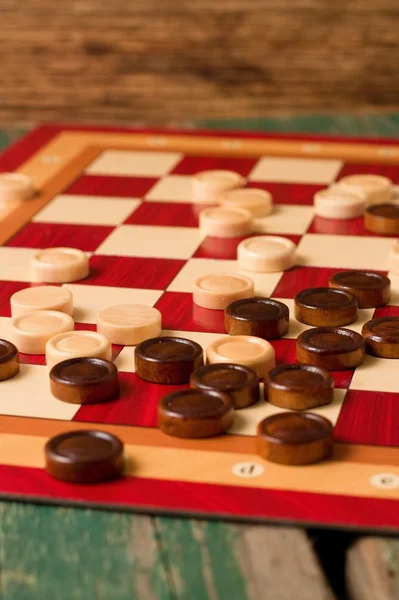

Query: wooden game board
left=0, top=124, right=398, bottom=533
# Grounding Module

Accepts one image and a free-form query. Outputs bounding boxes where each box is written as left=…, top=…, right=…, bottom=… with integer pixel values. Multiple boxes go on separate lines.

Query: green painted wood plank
left=155, top=518, right=334, bottom=600
left=0, top=504, right=170, bottom=600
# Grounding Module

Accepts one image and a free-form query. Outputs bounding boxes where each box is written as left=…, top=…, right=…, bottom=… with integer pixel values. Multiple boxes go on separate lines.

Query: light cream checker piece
left=272, top=298, right=374, bottom=338
left=297, top=234, right=397, bottom=271
left=231, top=387, right=347, bottom=436
left=96, top=225, right=203, bottom=260
left=85, top=150, right=183, bottom=177
left=168, top=258, right=283, bottom=297
left=62, top=284, right=163, bottom=324
left=33, top=195, right=141, bottom=226
left=248, top=156, right=343, bottom=185
left=115, top=329, right=222, bottom=373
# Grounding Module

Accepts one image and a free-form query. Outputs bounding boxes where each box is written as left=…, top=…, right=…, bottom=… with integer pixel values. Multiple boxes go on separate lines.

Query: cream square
left=96, top=225, right=202, bottom=260
left=113, top=329, right=221, bottom=373
left=63, top=284, right=163, bottom=324
left=86, top=150, right=182, bottom=177
left=387, top=271, right=399, bottom=305
left=297, top=234, right=396, bottom=271
left=230, top=387, right=347, bottom=436
left=254, top=205, right=314, bottom=235
left=350, top=355, right=399, bottom=393
left=0, top=363, right=78, bottom=420
left=114, top=346, right=136, bottom=373
left=248, top=156, right=343, bottom=184
left=145, top=175, right=193, bottom=203
left=168, top=258, right=283, bottom=297
left=0, top=247, right=37, bottom=281
left=33, top=195, right=141, bottom=226
left=273, top=298, right=374, bottom=338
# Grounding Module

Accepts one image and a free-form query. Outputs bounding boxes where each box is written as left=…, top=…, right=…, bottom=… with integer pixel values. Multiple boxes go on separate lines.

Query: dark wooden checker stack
left=0, top=123, right=398, bottom=541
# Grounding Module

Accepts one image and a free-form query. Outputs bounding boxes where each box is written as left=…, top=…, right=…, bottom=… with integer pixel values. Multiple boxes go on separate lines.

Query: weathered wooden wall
left=0, top=0, right=398, bottom=126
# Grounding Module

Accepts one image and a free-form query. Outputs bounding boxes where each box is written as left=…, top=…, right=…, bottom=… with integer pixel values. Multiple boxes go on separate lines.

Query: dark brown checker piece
left=266, top=364, right=334, bottom=411
left=364, top=203, right=399, bottom=235
left=224, top=297, right=289, bottom=339
left=296, top=327, right=365, bottom=370
left=45, top=430, right=124, bottom=483
left=190, top=363, right=259, bottom=409
left=135, top=336, right=203, bottom=384
left=294, top=287, right=358, bottom=327
left=0, top=339, right=19, bottom=381
left=50, top=357, right=119, bottom=404
left=256, top=412, right=333, bottom=465
left=362, top=316, right=399, bottom=358
left=158, top=388, right=234, bottom=438
left=329, top=270, right=391, bottom=308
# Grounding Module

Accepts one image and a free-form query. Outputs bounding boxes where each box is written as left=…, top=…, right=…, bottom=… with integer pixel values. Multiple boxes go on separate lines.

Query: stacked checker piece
left=1, top=167, right=399, bottom=480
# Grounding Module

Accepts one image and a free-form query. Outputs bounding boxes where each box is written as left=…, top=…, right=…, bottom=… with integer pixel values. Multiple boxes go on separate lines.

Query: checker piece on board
left=192, top=170, right=245, bottom=203
left=225, top=297, right=289, bottom=339
left=11, top=285, right=73, bottom=318
left=337, top=174, right=392, bottom=205
left=50, top=357, right=119, bottom=404
left=238, top=236, right=296, bottom=272
left=329, top=270, right=391, bottom=308
left=256, top=413, right=333, bottom=465
left=296, top=327, right=365, bottom=370
left=193, top=274, right=254, bottom=310
left=97, top=304, right=162, bottom=345
left=362, top=317, right=399, bottom=358
left=158, top=388, right=234, bottom=438
left=10, top=310, right=74, bottom=354
left=199, top=207, right=252, bottom=238
left=0, top=339, right=19, bottom=381
left=294, top=287, right=358, bottom=327
left=207, top=335, right=275, bottom=379
left=135, top=336, right=203, bottom=384
left=46, top=330, right=112, bottom=370
left=220, top=188, right=273, bottom=218
left=190, top=363, right=259, bottom=409
left=45, top=430, right=124, bottom=483
left=364, top=204, right=399, bottom=235
left=313, top=186, right=366, bottom=220
left=0, top=172, right=35, bottom=205
left=31, top=247, right=89, bottom=283
left=266, top=364, right=334, bottom=411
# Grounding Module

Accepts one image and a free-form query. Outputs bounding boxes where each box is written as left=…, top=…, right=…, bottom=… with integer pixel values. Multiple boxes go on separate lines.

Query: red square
left=373, top=305, right=399, bottom=318
left=66, top=174, right=158, bottom=198
left=334, top=389, right=399, bottom=446
left=125, top=202, right=204, bottom=228
left=337, top=162, right=399, bottom=185
left=6, top=222, right=113, bottom=252
left=271, top=338, right=297, bottom=365
left=307, top=216, right=395, bottom=237
left=155, top=292, right=226, bottom=333
left=272, top=266, right=338, bottom=298
left=0, top=281, right=30, bottom=316
left=84, top=256, right=185, bottom=290
left=247, top=182, right=325, bottom=205
left=171, top=155, right=257, bottom=177
left=74, top=372, right=186, bottom=427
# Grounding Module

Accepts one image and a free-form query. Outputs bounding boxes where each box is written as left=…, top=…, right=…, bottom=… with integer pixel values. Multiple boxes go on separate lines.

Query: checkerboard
left=0, top=124, right=398, bottom=533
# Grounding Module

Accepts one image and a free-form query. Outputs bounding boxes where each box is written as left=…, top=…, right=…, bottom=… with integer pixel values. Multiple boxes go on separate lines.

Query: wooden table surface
left=0, top=116, right=399, bottom=600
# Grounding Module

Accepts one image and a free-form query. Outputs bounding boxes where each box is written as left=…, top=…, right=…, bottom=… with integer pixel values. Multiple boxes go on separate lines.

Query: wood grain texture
left=154, top=519, right=335, bottom=600
left=346, top=537, right=399, bottom=600
left=0, top=1, right=399, bottom=125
